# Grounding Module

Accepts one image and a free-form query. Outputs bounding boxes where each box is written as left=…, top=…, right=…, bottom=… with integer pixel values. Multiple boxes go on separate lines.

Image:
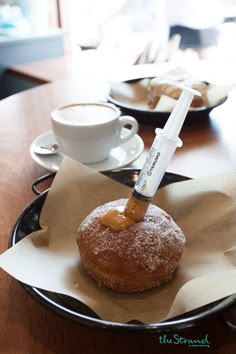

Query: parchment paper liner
left=0, top=157, right=235, bottom=323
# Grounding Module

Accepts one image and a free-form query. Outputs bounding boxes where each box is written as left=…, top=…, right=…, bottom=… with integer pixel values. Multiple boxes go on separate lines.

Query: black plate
left=108, top=78, right=227, bottom=126
left=9, top=170, right=236, bottom=332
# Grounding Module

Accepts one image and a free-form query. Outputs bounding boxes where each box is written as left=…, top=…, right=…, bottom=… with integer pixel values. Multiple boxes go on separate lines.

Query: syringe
left=124, top=86, right=201, bottom=221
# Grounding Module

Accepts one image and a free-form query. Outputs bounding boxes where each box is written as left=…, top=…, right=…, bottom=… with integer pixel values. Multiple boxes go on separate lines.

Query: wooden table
left=0, top=77, right=236, bottom=353
left=8, top=55, right=236, bottom=178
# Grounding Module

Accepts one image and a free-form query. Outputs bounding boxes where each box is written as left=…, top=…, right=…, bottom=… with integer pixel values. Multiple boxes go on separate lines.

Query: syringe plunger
left=133, top=86, right=200, bottom=201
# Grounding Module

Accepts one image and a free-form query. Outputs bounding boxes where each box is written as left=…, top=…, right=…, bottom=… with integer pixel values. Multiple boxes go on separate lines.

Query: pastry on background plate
left=148, top=76, right=209, bottom=109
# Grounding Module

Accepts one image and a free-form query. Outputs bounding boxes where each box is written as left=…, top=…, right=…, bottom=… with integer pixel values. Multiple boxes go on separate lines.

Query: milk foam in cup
left=51, top=102, right=139, bottom=164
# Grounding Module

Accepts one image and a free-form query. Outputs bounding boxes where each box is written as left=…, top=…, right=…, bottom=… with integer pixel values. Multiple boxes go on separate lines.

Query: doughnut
left=76, top=199, right=185, bottom=293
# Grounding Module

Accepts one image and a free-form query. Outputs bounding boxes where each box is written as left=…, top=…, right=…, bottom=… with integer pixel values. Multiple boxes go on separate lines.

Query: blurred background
left=0, top=0, right=236, bottom=98
left=0, top=0, right=235, bottom=55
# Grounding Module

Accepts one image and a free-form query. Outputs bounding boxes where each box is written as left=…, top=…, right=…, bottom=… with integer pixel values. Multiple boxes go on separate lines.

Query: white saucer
left=30, top=130, right=144, bottom=172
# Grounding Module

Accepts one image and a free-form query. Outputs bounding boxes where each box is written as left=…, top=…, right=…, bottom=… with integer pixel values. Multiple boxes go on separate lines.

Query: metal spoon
left=34, top=143, right=61, bottom=155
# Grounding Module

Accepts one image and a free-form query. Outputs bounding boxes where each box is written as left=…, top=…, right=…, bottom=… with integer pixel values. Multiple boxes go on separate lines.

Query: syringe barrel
left=134, top=129, right=182, bottom=200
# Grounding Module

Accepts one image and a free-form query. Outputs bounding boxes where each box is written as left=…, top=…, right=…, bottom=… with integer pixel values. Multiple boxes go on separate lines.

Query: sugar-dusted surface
left=77, top=199, right=186, bottom=292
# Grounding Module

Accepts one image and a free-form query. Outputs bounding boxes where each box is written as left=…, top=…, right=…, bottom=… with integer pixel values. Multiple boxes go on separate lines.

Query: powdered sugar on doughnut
left=77, top=199, right=185, bottom=282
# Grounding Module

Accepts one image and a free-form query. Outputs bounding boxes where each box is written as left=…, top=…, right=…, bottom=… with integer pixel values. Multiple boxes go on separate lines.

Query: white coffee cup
left=51, top=102, right=139, bottom=164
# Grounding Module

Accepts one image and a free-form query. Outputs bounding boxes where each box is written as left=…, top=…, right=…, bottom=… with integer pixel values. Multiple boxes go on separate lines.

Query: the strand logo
left=158, top=334, right=211, bottom=348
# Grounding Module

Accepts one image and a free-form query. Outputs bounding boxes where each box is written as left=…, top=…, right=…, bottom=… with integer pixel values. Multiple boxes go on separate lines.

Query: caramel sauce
left=124, top=194, right=150, bottom=222
left=100, top=206, right=136, bottom=231
left=100, top=195, right=150, bottom=231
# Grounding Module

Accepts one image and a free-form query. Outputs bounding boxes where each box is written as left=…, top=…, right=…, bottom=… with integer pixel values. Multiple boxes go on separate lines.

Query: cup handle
left=117, top=116, right=139, bottom=145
